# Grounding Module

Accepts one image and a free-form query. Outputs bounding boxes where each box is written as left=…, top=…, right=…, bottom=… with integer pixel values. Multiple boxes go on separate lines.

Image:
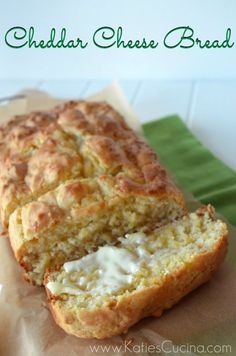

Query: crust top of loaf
left=0, top=100, right=185, bottom=226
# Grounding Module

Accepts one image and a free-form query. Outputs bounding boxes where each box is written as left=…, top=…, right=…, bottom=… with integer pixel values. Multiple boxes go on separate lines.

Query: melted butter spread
left=46, top=212, right=223, bottom=297
left=46, top=231, right=182, bottom=296
left=46, top=236, right=146, bottom=296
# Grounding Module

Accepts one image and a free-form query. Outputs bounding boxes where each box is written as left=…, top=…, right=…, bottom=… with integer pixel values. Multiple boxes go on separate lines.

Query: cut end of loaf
left=9, top=177, right=184, bottom=285
left=45, top=205, right=228, bottom=339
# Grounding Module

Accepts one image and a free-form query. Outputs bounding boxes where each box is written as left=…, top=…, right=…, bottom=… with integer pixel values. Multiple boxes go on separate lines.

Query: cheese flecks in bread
left=5, top=101, right=186, bottom=285
left=45, top=206, right=228, bottom=339
left=9, top=177, right=182, bottom=285
left=0, top=101, right=185, bottom=227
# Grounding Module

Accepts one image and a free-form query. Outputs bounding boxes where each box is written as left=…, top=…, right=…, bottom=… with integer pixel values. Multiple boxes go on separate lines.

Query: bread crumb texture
left=5, top=101, right=186, bottom=284
left=45, top=206, right=228, bottom=339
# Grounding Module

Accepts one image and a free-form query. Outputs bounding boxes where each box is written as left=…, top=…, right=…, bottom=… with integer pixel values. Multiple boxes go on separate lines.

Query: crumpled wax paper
left=0, top=82, right=235, bottom=356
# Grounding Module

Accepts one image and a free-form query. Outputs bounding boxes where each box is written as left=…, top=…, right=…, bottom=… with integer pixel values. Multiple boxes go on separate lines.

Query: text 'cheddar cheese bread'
left=6, top=101, right=186, bottom=285
left=45, top=206, right=227, bottom=339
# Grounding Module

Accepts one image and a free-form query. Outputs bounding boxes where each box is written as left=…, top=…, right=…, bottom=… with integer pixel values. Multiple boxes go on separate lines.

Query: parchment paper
left=0, top=82, right=235, bottom=356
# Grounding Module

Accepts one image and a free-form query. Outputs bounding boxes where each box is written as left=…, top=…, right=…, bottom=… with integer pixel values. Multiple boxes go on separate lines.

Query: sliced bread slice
left=45, top=205, right=228, bottom=339
left=9, top=175, right=184, bottom=285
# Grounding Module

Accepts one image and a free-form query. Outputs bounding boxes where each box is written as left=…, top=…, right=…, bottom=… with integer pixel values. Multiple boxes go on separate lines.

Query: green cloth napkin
left=143, top=115, right=236, bottom=226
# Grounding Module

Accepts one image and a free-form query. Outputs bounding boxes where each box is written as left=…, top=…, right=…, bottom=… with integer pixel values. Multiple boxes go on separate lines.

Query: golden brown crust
left=45, top=232, right=227, bottom=339
left=0, top=100, right=185, bottom=227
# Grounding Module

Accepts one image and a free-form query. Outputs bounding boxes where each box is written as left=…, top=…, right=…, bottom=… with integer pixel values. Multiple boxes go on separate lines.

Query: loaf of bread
left=1, top=101, right=146, bottom=227
left=45, top=205, right=228, bottom=339
left=0, top=100, right=228, bottom=340
left=5, top=101, right=186, bottom=285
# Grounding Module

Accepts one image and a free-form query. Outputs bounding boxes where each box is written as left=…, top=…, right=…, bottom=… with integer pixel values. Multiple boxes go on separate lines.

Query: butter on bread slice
left=45, top=205, right=228, bottom=339
left=9, top=173, right=184, bottom=285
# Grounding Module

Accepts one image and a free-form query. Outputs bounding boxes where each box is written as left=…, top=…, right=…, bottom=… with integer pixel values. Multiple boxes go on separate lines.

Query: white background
left=0, top=0, right=236, bottom=79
